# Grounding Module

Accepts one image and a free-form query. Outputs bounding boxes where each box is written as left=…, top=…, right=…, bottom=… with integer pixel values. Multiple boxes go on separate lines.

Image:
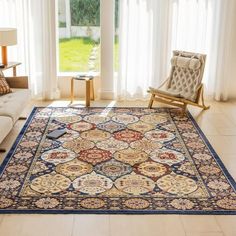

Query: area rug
left=0, top=107, right=235, bottom=214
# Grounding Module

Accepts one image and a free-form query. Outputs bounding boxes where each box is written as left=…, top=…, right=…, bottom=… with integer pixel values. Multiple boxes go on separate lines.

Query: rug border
left=0, top=106, right=235, bottom=215
left=0, top=107, right=37, bottom=175
left=187, top=111, right=236, bottom=191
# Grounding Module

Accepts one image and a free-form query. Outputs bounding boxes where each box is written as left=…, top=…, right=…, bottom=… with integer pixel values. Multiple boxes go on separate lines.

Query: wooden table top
left=0, top=62, right=21, bottom=70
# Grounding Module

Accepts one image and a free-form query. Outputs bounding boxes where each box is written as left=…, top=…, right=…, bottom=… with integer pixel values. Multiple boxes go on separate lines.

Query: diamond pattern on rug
left=0, top=107, right=235, bottom=214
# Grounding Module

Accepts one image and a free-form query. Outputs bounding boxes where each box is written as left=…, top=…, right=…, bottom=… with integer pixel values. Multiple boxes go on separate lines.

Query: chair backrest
left=167, top=50, right=206, bottom=102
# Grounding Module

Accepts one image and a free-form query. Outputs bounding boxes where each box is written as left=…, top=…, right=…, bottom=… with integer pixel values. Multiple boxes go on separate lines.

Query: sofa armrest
left=5, top=76, right=29, bottom=89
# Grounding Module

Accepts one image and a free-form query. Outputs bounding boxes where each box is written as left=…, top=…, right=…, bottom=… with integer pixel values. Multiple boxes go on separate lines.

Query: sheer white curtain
left=118, top=0, right=236, bottom=101
left=170, top=0, right=236, bottom=101
left=0, top=0, right=59, bottom=100
left=117, top=0, right=170, bottom=100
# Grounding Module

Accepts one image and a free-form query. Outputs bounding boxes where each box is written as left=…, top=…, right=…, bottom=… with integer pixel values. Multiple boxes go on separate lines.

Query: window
left=58, top=0, right=100, bottom=72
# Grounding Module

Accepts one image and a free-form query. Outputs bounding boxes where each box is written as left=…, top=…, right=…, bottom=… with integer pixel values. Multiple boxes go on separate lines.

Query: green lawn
left=59, top=37, right=98, bottom=72
left=59, top=37, right=119, bottom=72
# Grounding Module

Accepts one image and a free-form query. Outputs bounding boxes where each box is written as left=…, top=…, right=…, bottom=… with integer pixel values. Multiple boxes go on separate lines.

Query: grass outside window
left=59, top=37, right=119, bottom=72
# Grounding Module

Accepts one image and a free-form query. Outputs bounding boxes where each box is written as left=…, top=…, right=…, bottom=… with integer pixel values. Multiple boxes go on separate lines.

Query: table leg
left=86, top=79, right=91, bottom=107
left=70, top=78, right=74, bottom=103
left=90, top=80, right=95, bottom=100
left=13, top=66, right=17, bottom=76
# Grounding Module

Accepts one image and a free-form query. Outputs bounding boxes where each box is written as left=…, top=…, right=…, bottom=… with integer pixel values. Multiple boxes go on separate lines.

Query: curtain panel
left=1, top=0, right=236, bottom=101
left=117, top=0, right=170, bottom=100
left=118, top=0, right=236, bottom=101
left=0, top=0, right=59, bottom=100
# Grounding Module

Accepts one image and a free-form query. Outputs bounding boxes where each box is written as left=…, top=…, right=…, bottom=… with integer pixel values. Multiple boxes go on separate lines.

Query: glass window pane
left=58, top=0, right=100, bottom=72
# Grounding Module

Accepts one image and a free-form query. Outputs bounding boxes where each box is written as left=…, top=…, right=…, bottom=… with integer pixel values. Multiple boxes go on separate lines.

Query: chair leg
left=85, top=79, right=91, bottom=107
left=181, top=104, right=187, bottom=116
left=90, top=80, right=95, bottom=101
left=148, top=94, right=155, bottom=108
left=200, top=86, right=210, bottom=110
left=70, top=78, right=74, bottom=103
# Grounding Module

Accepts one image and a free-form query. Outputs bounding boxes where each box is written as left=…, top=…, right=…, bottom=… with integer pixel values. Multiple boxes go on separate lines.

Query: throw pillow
left=0, top=77, right=12, bottom=95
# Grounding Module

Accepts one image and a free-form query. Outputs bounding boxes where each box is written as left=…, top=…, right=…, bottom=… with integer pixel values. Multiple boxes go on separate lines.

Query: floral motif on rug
left=0, top=107, right=235, bottom=214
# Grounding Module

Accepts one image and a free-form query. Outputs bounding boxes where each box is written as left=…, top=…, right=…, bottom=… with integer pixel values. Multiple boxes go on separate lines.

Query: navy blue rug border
left=0, top=107, right=37, bottom=175
left=0, top=106, right=235, bottom=215
left=187, top=111, right=236, bottom=191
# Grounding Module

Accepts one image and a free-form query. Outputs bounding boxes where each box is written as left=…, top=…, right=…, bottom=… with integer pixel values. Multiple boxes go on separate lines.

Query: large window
left=58, top=0, right=119, bottom=74
left=58, top=0, right=100, bottom=72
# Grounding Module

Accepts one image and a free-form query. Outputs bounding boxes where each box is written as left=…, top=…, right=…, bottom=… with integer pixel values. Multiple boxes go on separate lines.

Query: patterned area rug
left=0, top=107, right=235, bottom=214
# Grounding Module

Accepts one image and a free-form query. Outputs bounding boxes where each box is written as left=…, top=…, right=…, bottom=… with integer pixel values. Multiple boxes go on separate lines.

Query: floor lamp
left=0, top=28, right=17, bottom=66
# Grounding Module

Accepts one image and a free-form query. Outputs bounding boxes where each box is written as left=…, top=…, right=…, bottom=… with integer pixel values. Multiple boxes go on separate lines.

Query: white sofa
left=0, top=76, right=30, bottom=146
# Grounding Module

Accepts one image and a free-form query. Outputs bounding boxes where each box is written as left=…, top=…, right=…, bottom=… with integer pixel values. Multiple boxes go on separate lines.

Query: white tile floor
left=0, top=99, right=235, bottom=236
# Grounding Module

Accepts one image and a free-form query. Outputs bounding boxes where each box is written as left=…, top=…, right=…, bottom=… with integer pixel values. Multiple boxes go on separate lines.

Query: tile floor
left=0, top=99, right=235, bottom=236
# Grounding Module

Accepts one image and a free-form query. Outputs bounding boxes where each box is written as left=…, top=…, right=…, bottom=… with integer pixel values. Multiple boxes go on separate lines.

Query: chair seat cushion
left=149, top=85, right=198, bottom=102
left=168, top=56, right=202, bottom=102
left=150, top=87, right=182, bottom=98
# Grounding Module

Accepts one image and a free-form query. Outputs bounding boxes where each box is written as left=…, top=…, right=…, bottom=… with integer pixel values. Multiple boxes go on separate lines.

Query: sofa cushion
left=0, top=89, right=31, bottom=123
left=0, top=77, right=12, bottom=95
left=0, top=116, right=13, bottom=144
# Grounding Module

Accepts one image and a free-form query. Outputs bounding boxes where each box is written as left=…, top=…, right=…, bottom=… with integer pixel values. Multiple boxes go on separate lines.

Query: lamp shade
left=0, top=28, right=17, bottom=46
